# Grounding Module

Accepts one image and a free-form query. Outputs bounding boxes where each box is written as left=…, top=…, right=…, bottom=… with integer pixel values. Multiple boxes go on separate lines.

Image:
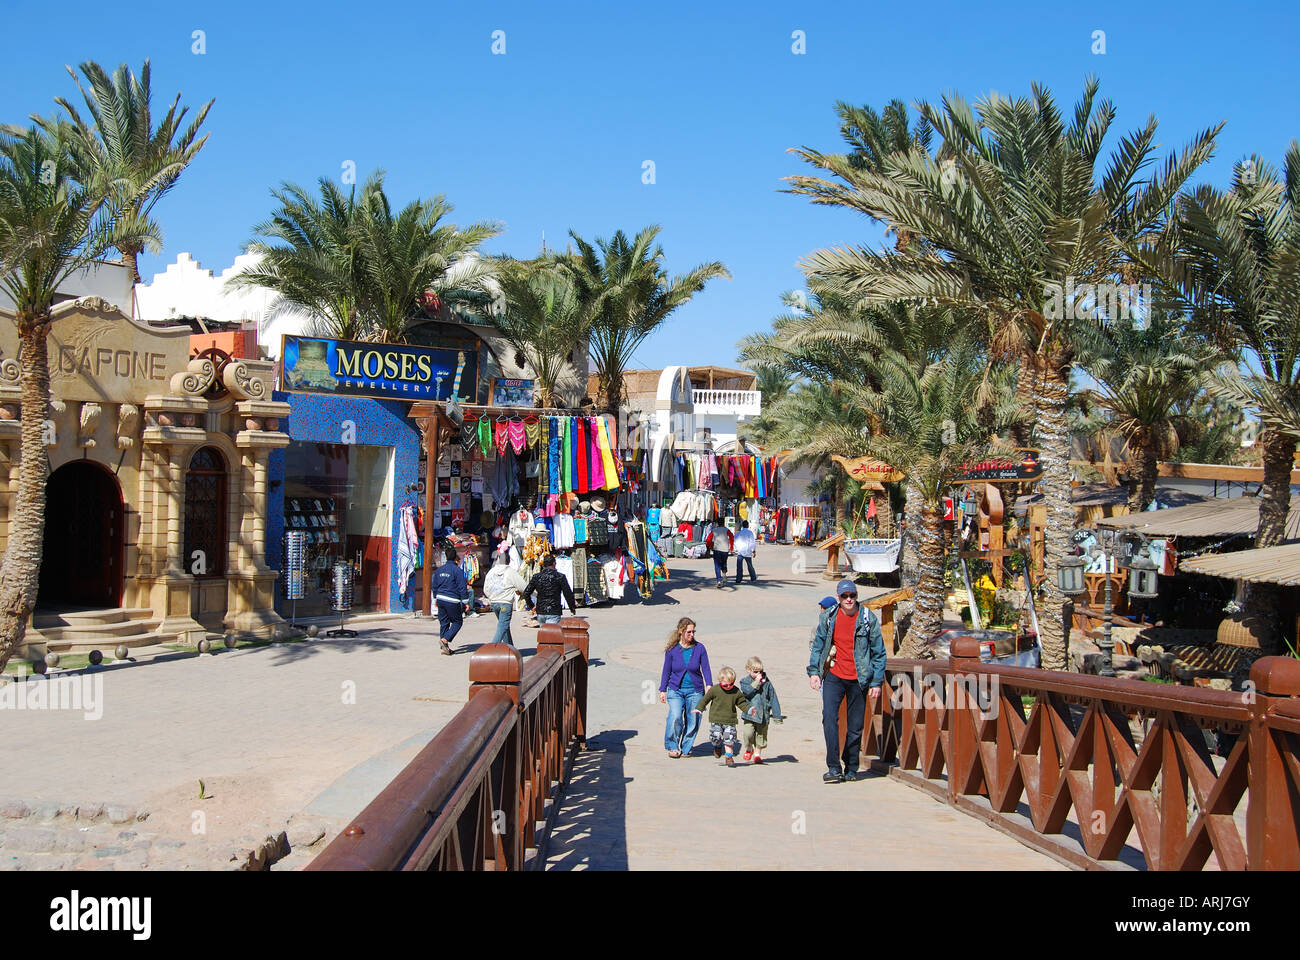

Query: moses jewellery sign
left=280, top=335, right=480, bottom=403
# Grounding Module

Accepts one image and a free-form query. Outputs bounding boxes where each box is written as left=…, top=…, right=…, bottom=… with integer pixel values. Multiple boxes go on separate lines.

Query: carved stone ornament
left=78, top=402, right=102, bottom=448
left=0, top=358, right=19, bottom=385
left=0, top=405, right=17, bottom=421
left=170, top=357, right=219, bottom=397
left=117, top=403, right=139, bottom=449
left=48, top=400, right=66, bottom=416
left=222, top=359, right=267, bottom=401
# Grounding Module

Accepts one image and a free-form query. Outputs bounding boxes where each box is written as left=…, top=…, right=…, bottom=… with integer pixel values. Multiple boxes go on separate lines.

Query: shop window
left=184, top=446, right=227, bottom=579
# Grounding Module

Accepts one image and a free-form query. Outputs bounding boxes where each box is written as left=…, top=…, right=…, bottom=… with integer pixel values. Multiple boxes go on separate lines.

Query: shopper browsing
left=433, top=544, right=473, bottom=656
left=705, top=520, right=733, bottom=589
left=732, top=520, right=758, bottom=584
left=482, top=547, right=528, bottom=646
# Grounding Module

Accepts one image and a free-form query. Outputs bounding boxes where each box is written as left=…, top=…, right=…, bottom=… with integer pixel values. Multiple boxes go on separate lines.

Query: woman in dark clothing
left=658, top=617, right=713, bottom=758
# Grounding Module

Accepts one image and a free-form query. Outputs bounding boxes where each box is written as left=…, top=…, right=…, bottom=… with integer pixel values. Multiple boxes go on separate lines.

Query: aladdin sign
left=281, top=335, right=479, bottom=403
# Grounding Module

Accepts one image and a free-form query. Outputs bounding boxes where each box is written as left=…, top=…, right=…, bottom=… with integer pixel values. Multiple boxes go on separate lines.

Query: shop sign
left=281, top=335, right=479, bottom=402
left=491, top=377, right=535, bottom=407
left=956, top=450, right=1043, bottom=482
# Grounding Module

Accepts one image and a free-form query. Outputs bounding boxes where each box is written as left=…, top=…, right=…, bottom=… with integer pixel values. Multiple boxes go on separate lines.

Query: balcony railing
left=691, top=389, right=761, bottom=414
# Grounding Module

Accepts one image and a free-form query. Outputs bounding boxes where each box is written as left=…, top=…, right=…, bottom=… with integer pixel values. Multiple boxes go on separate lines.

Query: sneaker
left=725, top=756, right=735, bottom=766
left=667, top=750, right=681, bottom=758
left=823, top=770, right=843, bottom=784
left=713, top=746, right=724, bottom=758
left=715, top=582, right=724, bottom=590
left=741, top=750, right=753, bottom=761
left=753, top=756, right=763, bottom=764
left=844, top=770, right=860, bottom=782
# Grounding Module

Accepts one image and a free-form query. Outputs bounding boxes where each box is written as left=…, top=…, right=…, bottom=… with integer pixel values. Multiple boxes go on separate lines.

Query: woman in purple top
left=658, top=617, right=713, bottom=757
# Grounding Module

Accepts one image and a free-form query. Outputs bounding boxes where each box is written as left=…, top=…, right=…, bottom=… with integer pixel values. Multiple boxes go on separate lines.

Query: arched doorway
left=39, top=461, right=124, bottom=608
left=184, top=446, right=227, bottom=580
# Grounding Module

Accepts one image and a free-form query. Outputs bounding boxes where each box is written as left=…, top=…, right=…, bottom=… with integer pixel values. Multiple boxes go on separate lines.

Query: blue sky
left=5, top=0, right=1298, bottom=370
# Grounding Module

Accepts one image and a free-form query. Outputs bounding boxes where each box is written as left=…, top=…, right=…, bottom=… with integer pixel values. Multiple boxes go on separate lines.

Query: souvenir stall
left=410, top=400, right=636, bottom=611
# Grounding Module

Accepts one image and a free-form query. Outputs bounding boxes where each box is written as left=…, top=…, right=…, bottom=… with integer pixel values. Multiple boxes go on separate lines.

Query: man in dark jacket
left=523, top=555, right=576, bottom=625
left=433, top=544, right=472, bottom=656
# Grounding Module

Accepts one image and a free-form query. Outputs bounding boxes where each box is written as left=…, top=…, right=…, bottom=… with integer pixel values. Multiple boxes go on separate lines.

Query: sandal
left=667, top=749, right=682, bottom=758
left=741, top=750, right=753, bottom=761
left=753, top=756, right=763, bottom=764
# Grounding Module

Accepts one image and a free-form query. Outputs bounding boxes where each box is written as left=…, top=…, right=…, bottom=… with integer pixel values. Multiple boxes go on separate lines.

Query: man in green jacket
left=807, top=579, right=886, bottom=783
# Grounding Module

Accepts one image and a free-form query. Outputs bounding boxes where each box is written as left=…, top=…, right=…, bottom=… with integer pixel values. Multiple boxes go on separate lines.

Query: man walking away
left=523, top=554, right=577, bottom=625
left=733, top=520, right=758, bottom=584
left=807, top=579, right=886, bottom=782
left=483, top=547, right=528, bottom=646
left=434, top=544, right=473, bottom=656
left=705, top=520, right=733, bottom=589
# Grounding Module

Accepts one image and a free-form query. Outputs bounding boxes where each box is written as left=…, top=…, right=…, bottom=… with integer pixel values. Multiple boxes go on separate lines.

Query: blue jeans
left=734, top=556, right=756, bottom=582
left=537, top=614, right=561, bottom=625
left=490, top=602, right=514, bottom=646
left=664, top=687, right=703, bottom=752
left=821, top=672, right=866, bottom=774
left=712, top=551, right=729, bottom=583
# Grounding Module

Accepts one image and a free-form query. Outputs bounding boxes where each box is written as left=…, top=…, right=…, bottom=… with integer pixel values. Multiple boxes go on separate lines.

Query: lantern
left=1057, top=553, right=1087, bottom=596
left=1127, top=554, right=1159, bottom=599
left=1113, top=533, right=1137, bottom=568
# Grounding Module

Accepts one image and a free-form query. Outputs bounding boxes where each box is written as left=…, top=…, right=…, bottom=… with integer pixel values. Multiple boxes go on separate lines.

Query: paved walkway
left=544, top=550, right=1061, bottom=870
left=0, top=545, right=1061, bottom=870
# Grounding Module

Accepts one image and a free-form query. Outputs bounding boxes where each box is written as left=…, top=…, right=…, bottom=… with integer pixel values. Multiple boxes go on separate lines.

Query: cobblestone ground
left=1, top=546, right=1060, bottom=870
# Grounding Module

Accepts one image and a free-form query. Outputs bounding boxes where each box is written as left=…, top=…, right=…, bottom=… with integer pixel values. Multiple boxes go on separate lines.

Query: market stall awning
left=1180, top=542, right=1300, bottom=586
left=1095, top=497, right=1300, bottom=540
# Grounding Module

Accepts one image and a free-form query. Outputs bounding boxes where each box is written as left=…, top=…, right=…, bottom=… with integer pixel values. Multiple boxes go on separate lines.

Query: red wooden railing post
left=947, top=636, right=982, bottom=802
left=468, top=643, right=523, bottom=869
left=1246, top=656, right=1300, bottom=870
left=560, top=617, right=590, bottom=748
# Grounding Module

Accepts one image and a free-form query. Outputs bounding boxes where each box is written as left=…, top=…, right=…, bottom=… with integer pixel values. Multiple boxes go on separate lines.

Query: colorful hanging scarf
left=508, top=419, right=526, bottom=455
left=478, top=418, right=493, bottom=457
left=548, top=418, right=562, bottom=494
left=562, top=418, right=574, bottom=493
left=524, top=418, right=540, bottom=450
left=538, top=418, right=550, bottom=494
left=494, top=421, right=510, bottom=456
left=575, top=417, right=590, bottom=493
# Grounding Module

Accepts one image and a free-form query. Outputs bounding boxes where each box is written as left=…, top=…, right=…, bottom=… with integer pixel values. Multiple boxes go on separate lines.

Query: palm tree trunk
left=901, top=482, right=922, bottom=588
left=1032, top=355, right=1074, bottom=671
left=833, top=473, right=847, bottom=529
left=903, top=500, right=945, bottom=658
left=1129, top=440, right=1159, bottom=513
left=0, top=317, right=52, bottom=671
left=1256, top=428, right=1295, bottom=548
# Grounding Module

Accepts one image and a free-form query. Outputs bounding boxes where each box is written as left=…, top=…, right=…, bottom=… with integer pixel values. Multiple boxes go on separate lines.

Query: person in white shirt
left=732, top=520, right=758, bottom=584
left=483, top=548, right=528, bottom=646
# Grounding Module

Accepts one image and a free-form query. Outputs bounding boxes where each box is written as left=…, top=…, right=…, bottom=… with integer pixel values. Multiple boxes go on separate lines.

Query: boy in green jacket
left=693, top=667, right=751, bottom=766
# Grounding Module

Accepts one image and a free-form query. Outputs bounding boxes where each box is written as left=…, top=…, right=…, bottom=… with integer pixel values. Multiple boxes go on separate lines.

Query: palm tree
left=1073, top=313, right=1221, bottom=511
left=489, top=258, right=591, bottom=407
left=230, top=171, right=501, bottom=343
left=228, top=174, right=378, bottom=339
left=52, top=59, right=212, bottom=313
left=563, top=226, right=729, bottom=413
left=352, top=186, right=501, bottom=343
left=1138, top=145, right=1300, bottom=547
left=787, top=79, right=1220, bottom=670
left=850, top=336, right=1001, bottom=655
left=0, top=121, right=159, bottom=671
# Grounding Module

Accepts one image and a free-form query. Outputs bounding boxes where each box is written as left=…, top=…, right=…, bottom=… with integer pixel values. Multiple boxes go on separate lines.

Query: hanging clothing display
left=553, top=512, right=576, bottom=549
left=508, top=419, right=526, bottom=455
left=398, top=504, right=420, bottom=597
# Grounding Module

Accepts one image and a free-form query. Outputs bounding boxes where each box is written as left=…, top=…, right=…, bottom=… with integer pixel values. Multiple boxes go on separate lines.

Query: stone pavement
left=0, top=545, right=1062, bottom=870
left=544, top=549, right=1064, bottom=870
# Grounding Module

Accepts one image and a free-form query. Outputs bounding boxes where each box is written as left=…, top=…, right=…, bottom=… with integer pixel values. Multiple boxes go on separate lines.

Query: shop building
left=0, top=297, right=290, bottom=657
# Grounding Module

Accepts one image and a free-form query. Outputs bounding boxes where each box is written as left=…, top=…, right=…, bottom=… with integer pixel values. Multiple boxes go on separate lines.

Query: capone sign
left=281, top=335, right=479, bottom=403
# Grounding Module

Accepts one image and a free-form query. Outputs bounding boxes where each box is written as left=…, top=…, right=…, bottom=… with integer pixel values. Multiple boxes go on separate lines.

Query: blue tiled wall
left=267, top=391, right=422, bottom=613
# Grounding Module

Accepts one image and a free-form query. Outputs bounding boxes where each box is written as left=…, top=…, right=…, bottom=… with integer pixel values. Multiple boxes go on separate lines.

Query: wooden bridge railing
left=862, top=636, right=1300, bottom=870
left=307, top=618, right=589, bottom=871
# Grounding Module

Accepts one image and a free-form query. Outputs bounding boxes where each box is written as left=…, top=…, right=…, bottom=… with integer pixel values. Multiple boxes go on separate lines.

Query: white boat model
left=842, top=538, right=901, bottom=573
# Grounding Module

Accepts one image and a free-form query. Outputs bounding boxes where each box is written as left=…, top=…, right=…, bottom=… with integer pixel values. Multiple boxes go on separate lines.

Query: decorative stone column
left=142, top=396, right=209, bottom=645
left=223, top=398, right=291, bottom=637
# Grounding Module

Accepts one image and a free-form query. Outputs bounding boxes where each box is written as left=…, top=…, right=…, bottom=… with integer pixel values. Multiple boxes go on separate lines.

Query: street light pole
left=1097, top=529, right=1116, bottom=678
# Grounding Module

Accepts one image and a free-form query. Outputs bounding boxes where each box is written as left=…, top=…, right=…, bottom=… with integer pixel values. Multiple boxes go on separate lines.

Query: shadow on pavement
left=544, top=729, right=635, bottom=871
left=264, top=629, right=405, bottom=665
